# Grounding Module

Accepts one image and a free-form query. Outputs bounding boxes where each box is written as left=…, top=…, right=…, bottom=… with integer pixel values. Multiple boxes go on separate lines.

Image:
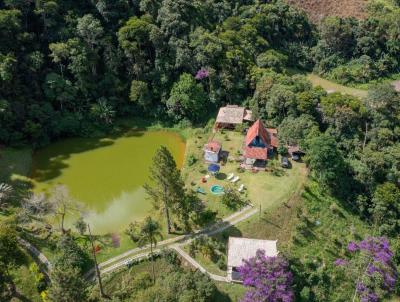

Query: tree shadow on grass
left=213, top=289, right=235, bottom=302
left=13, top=291, right=33, bottom=302
left=216, top=172, right=227, bottom=180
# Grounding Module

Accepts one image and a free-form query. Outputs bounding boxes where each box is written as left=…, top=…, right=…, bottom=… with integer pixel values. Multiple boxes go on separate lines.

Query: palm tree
left=137, top=217, right=163, bottom=283
left=0, top=183, right=12, bottom=209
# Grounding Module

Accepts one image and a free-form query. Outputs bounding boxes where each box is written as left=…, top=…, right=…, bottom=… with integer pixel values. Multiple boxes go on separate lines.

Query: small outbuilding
left=215, top=105, right=253, bottom=129
left=287, top=145, right=305, bottom=161
left=227, top=237, right=278, bottom=282
left=204, top=140, right=222, bottom=163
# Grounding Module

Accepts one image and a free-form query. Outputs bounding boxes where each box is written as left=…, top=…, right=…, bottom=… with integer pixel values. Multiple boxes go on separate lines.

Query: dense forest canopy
left=1, top=0, right=400, bottom=301
left=1, top=0, right=398, bottom=147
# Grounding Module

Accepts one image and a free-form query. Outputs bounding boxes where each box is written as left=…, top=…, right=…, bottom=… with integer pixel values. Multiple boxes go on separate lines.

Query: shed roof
left=204, top=141, right=222, bottom=153
left=267, top=128, right=279, bottom=148
left=216, top=105, right=247, bottom=124
left=244, top=110, right=254, bottom=121
left=228, top=237, right=278, bottom=267
left=288, top=145, right=305, bottom=155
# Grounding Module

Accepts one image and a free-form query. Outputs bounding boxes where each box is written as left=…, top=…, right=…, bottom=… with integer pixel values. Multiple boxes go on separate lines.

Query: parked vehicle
left=281, top=156, right=291, bottom=168
left=291, top=153, right=300, bottom=161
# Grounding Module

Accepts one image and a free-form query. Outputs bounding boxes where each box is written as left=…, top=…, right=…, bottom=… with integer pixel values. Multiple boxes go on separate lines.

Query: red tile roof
left=269, top=133, right=279, bottom=148
left=245, top=119, right=269, bottom=146
left=244, top=147, right=268, bottom=160
left=204, top=141, right=221, bottom=153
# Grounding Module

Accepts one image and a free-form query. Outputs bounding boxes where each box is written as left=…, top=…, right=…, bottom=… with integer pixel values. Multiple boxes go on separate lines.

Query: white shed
left=227, top=237, right=278, bottom=282
left=204, top=141, right=222, bottom=163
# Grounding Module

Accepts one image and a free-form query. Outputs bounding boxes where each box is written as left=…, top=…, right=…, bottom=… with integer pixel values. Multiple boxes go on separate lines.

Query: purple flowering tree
left=238, top=250, right=294, bottom=302
left=334, top=237, right=397, bottom=302
left=195, top=67, right=209, bottom=80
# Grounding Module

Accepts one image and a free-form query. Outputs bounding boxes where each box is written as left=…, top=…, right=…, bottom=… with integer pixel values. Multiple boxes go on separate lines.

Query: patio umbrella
left=208, top=163, right=220, bottom=174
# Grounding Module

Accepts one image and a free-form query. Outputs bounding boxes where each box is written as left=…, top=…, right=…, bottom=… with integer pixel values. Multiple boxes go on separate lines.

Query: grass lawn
left=183, top=129, right=307, bottom=216
left=307, top=73, right=368, bottom=98
left=182, top=244, right=227, bottom=276
left=215, top=282, right=247, bottom=302
left=10, top=252, right=43, bottom=302
left=352, top=73, right=400, bottom=90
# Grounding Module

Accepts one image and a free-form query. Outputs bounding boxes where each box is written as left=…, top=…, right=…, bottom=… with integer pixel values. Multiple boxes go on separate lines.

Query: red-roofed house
left=204, top=140, right=222, bottom=163
left=243, top=120, right=278, bottom=169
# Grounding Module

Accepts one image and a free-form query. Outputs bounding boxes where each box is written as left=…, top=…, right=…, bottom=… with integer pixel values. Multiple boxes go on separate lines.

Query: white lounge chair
left=231, top=176, right=240, bottom=183
left=205, top=174, right=210, bottom=179
left=227, top=173, right=234, bottom=181
left=238, top=184, right=245, bottom=192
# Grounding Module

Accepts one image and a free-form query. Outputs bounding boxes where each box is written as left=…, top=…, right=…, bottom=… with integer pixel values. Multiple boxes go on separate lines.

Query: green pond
left=31, top=130, right=186, bottom=234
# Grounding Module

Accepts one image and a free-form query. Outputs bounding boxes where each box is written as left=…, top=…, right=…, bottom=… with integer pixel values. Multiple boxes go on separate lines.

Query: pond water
left=31, top=130, right=186, bottom=234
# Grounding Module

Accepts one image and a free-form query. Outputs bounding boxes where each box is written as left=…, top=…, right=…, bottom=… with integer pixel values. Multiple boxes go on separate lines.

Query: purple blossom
left=111, top=233, right=120, bottom=248
left=339, top=237, right=398, bottom=302
left=195, top=68, right=209, bottom=80
left=347, top=241, right=359, bottom=252
left=238, top=250, right=294, bottom=302
left=334, top=258, right=348, bottom=266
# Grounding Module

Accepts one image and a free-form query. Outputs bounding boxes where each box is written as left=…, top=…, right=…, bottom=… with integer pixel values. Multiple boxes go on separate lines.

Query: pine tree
left=144, top=146, right=185, bottom=234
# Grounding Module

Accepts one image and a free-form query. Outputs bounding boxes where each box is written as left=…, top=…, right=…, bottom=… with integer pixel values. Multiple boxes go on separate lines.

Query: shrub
left=187, top=154, right=197, bottom=166
left=277, top=145, right=288, bottom=155
left=217, top=256, right=227, bottom=270
left=221, top=187, right=246, bottom=210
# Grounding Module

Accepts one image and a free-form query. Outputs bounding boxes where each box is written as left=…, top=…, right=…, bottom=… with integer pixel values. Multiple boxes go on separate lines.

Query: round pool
left=210, top=185, right=224, bottom=195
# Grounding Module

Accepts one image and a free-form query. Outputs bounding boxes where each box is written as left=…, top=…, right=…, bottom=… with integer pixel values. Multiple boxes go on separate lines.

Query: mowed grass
left=215, top=282, right=247, bottom=302
left=307, top=73, right=368, bottom=98
left=183, top=129, right=307, bottom=214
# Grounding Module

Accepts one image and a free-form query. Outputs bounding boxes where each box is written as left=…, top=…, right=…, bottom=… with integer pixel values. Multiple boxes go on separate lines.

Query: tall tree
left=136, top=217, right=162, bottom=282
left=144, top=146, right=184, bottom=234
left=305, top=133, right=349, bottom=192
left=166, top=73, right=208, bottom=122
left=0, top=217, right=24, bottom=300
left=238, top=250, right=294, bottom=302
left=370, top=182, right=400, bottom=236
left=48, top=185, right=78, bottom=234
left=48, top=265, right=88, bottom=302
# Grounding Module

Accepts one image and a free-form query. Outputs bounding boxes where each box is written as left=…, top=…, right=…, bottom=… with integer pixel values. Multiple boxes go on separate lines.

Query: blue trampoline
left=208, top=164, right=220, bottom=174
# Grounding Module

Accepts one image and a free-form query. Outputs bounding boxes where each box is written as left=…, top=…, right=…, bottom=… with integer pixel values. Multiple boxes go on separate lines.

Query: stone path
left=18, top=237, right=52, bottom=278
left=171, top=245, right=229, bottom=282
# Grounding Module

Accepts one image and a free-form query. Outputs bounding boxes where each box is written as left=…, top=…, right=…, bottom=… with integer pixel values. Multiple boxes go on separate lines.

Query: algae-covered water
left=31, top=130, right=185, bottom=234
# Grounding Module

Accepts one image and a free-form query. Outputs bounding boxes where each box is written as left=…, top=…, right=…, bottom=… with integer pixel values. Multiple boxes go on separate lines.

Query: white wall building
left=204, top=140, right=221, bottom=163
left=227, top=237, right=278, bottom=282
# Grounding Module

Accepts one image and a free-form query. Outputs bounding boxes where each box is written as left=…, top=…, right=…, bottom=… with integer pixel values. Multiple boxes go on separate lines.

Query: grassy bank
left=307, top=74, right=368, bottom=98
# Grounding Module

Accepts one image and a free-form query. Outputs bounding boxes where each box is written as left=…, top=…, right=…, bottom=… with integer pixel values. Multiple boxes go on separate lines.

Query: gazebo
left=227, top=237, right=278, bottom=282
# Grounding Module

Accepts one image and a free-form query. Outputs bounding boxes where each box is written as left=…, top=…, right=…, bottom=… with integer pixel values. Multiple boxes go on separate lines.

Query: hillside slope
left=286, top=0, right=367, bottom=22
